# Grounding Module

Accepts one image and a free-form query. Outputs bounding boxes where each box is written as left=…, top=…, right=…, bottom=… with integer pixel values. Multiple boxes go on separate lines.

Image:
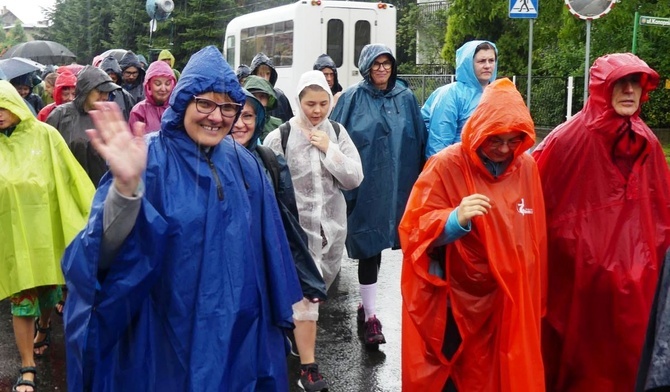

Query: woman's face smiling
left=231, top=102, right=256, bottom=147
left=184, top=92, right=238, bottom=147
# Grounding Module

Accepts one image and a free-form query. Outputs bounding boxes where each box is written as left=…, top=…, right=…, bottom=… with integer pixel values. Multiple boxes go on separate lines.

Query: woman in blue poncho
left=62, top=46, right=303, bottom=391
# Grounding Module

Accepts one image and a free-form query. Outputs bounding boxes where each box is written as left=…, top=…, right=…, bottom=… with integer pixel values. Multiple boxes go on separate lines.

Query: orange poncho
left=399, top=78, right=547, bottom=391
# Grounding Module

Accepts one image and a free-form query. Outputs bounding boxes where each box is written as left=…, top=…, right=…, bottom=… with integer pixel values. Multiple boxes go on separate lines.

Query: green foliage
left=32, top=0, right=670, bottom=128
left=39, top=0, right=115, bottom=64
left=108, top=0, right=149, bottom=54
left=396, top=3, right=418, bottom=73
left=436, top=0, right=670, bottom=128
left=1, top=22, right=28, bottom=53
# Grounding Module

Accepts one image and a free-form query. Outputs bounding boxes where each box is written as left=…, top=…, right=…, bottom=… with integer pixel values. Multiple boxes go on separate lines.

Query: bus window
left=240, top=21, right=294, bottom=67
left=327, top=19, right=344, bottom=67
left=225, top=35, right=235, bottom=65
left=354, top=21, right=371, bottom=67
left=275, top=31, right=292, bottom=66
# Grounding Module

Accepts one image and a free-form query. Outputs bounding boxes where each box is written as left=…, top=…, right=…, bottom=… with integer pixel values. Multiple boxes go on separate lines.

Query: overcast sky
left=0, top=0, right=55, bottom=25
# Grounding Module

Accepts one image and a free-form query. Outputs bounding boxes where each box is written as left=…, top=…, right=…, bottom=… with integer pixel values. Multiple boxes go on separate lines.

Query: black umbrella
left=1, top=40, right=76, bottom=66
left=0, top=57, right=45, bottom=80
left=97, top=49, right=128, bottom=63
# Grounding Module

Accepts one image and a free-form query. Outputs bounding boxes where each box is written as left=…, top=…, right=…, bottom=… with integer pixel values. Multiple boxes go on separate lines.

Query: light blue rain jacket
left=422, top=40, right=498, bottom=158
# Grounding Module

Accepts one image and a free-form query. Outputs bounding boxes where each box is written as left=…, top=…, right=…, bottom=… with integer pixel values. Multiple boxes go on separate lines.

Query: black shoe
left=298, top=363, right=329, bottom=392
left=364, top=316, right=386, bottom=346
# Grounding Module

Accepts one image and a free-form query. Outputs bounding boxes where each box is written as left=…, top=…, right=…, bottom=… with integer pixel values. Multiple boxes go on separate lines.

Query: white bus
left=224, top=0, right=396, bottom=105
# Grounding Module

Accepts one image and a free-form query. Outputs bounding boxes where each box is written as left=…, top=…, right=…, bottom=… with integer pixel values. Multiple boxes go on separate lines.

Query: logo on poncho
left=517, top=198, right=533, bottom=215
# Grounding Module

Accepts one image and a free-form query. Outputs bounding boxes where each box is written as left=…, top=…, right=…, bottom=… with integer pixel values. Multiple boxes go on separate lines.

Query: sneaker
left=286, top=329, right=299, bottom=357
left=364, top=316, right=386, bottom=346
left=298, top=363, right=329, bottom=392
left=357, top=304, right=365, bottom=324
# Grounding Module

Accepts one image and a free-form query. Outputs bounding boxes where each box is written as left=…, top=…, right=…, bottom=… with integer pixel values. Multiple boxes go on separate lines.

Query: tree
left=7, top=22, right=28, bottom=46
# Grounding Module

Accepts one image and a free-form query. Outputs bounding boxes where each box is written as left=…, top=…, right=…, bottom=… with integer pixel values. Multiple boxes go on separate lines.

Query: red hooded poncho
left=399, top=78, right=547, bottom=392
left=37, top=71, right=77, bottom=122
left=532, top=53, right=670, bottom=392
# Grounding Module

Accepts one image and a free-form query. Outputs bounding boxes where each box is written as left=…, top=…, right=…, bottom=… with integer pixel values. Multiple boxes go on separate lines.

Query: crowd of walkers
left=1, top=40, right=669, bottom=392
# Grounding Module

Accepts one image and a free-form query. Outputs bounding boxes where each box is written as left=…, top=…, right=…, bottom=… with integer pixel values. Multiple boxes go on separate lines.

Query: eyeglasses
left=371, top=60, right=392, bottom=71
left=123, top=70, right=139, bottom=77
left=238, top=112, right=256, bottom=125
left=193, top=96, right=242, bottom=118
left=488, top=136, right=524, bottom=149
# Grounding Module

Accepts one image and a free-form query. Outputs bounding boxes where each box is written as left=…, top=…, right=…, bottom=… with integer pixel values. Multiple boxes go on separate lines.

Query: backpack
left=255, top=145, right=282, bottom=193
left=279, top=120, right=341, bottom=155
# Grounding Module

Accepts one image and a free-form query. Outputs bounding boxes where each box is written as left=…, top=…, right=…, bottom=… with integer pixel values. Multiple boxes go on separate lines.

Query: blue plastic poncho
left=331, top=44, right=426, bottom=259
left=62, top=46, right=303, bottom=392
left=422, top=40, right=498, bottom=158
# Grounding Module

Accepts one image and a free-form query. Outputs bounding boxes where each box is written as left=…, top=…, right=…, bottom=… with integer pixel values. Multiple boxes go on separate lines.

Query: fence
left=399, top=74, right=586, bottom=129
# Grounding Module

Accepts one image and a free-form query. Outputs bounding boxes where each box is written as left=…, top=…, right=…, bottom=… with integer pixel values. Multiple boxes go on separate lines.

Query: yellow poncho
left=0, top=80, right=95, bottom=299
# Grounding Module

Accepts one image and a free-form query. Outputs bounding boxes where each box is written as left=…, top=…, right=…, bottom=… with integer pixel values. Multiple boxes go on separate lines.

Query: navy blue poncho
left=62, top=46, right=302, bottom=391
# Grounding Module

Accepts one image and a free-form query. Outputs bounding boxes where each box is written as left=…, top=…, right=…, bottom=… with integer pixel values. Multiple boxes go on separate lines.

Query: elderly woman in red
left=533, top=53, right=670, bottom=392
left=399, top=78, right=547, bottom=392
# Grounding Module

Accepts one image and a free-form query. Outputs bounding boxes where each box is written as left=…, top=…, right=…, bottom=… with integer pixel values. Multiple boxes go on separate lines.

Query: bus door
left=321, top=7, right=377, bottom=90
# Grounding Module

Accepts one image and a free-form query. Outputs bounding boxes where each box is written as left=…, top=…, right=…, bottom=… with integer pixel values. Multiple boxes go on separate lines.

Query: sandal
left=12, top=366, right=36, bottom=392
left=33, top=319, right=51, bottom=358
left=55, top=287, right=68, bottom=317
left=54, top=300, right=65, bottom=317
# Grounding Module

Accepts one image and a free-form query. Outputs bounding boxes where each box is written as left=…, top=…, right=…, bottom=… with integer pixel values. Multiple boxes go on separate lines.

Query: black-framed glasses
left=371, top=60, right=392, bottom=71
left=193, top=96, right=242, bottom=118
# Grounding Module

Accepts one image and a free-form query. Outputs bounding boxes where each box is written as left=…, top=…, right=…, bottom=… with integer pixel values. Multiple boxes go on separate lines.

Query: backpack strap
left=329, top=120, right=340, bottom=139
left=280, top=120, right=340, bottom=155
left=279, top=121, right=291, bottom=155
left=255, top=145, right=281, bottom=193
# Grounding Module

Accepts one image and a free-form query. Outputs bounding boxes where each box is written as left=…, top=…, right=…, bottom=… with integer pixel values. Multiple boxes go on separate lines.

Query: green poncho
left=0, top=80, right=95, bottom=299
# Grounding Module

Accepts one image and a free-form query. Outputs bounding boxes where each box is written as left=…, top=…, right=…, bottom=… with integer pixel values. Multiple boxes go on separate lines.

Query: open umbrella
left=1, top=40, right=77, bottom=66
left=0, top=57, right=45, bottom=80
left=58, top=63, right=85, bottom=75
left=92, top=49, right=127, bottom=67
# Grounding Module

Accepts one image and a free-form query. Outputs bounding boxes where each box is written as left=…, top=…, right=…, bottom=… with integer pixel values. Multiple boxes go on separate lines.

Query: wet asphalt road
left=0, top=249, right=403, bottom=391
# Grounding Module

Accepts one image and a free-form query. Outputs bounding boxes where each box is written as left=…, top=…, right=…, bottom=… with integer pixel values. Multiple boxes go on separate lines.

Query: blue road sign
left=509, top=0, right=538, bottom=19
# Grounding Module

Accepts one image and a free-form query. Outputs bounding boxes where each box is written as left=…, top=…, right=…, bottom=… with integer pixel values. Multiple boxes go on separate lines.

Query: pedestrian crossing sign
left=509, top=0, right=538, bottom=19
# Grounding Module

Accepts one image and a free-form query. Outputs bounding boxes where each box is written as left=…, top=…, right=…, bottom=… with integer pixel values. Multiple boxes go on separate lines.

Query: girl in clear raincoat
left=264, top=70, right=363, bottom=391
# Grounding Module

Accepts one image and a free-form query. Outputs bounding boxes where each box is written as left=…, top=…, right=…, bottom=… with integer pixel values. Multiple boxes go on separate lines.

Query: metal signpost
left=564, top=0, right=616, bottom=104
left=509, top=0, right=538, bottom=109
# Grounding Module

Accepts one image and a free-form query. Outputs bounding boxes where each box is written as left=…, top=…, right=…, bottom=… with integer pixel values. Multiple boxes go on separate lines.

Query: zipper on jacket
left=205, top=155, right=224, bottom=201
